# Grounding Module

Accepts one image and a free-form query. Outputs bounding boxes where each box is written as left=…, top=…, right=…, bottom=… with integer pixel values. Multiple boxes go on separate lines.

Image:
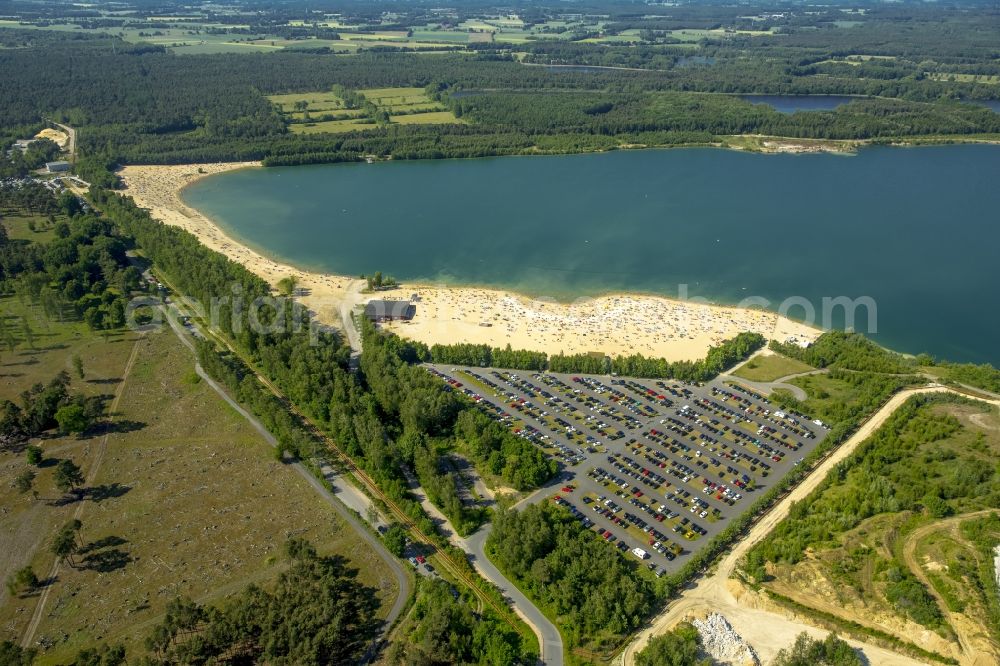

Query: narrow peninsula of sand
left=118, top=162, right=821, bottom=361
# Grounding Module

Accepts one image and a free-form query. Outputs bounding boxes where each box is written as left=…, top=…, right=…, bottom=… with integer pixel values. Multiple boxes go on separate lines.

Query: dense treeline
left=770, top=330, right=913, bottom=374
left=454, top=409, right=555, bottom=490
left=772, top=632, right=864, bottom=666
left=2, top=16, right=999, bottom=170
left=140, top=539, right=380, bottom=665
left=747, top=394, right=1000, bottom=628
left=1, top=185, right=140, bottom=330
left=387, top=578, right=536, bottom=665
left=429, top=342, right=547, bottom=371
left=430, top=332, right=764, bottom=381
left=0, top=371, right=101, bottom=447
left=453, top=91, right=1000, bottom=142
left=487, top=502, right=659, bottom=649
left=634, top=622, right=711, bottom=666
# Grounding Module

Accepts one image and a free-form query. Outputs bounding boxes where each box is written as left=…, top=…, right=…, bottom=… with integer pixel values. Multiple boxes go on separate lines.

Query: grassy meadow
left=732, top=351, right=816, bottom=382
left=0, top=210, right=398, bottom=661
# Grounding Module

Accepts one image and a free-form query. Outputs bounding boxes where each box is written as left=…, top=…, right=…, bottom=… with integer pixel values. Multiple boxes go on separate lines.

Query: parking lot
left=427, top=364, right=829, bottom=576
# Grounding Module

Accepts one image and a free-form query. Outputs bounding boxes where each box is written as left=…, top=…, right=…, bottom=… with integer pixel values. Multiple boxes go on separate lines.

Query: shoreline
left=118, top=161, right=822, bottom=361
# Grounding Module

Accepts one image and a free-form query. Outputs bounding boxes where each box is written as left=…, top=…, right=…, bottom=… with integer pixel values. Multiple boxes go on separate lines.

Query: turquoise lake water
left=739, top=94, right=858, bottom=113
left=182, top=145, right=1000, bottom=365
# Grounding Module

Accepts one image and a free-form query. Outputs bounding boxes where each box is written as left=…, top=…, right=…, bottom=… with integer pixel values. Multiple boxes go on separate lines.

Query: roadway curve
left=163, top=307, right=412, bottom=635
left=620, top=385, right=1000, bottom=666
left=465, top=525, right=564, bottom=664
left=400, top=468, right=564, bottom=664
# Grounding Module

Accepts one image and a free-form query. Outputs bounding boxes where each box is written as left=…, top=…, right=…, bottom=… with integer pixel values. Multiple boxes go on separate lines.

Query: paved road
left=465, top=526, right=565, bottom=665
left=163, top=306, right=412, bottom=638
left=619, top=385, right=1000, bottom=666
left=399, top=467, right=564, bottom=665
left=45, top=120, right=76, bottom=158
left=719, top=373, right=809, bottom=401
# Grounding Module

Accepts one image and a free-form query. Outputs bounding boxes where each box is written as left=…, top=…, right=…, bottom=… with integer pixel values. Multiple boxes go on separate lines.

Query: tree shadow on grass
left=86, top=377, right=123, bottom=386
left=2, top=357, right=39, bottom=367
left=85, top=482, right=132, bottom=503
left=81, top=547, right=132, bottom=573
left=103, top=419, right=146, bottom=435
left=79, top=535, right=128, bottom=555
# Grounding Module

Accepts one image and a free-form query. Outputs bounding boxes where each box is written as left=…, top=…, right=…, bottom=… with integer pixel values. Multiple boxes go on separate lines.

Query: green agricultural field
left=268, top=90, right=347, bottom=113
left=926, top=72, right=1000, bottom=84
left=279, top=86, right=461, bottom=134
left=359, top=87, right=433, bottom=105
left=289, top=119, right=379, bottom=134
left=732, top=352, right=816, bottom=382
left=391, top=111, right=465, bottom=125
left=409, top=29, right=470, bottom=43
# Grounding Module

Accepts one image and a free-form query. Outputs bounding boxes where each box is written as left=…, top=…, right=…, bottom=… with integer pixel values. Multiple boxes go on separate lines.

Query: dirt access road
left=902, top=510, right=1000, bottom=666
left=620, top=385, right=999, bottom=666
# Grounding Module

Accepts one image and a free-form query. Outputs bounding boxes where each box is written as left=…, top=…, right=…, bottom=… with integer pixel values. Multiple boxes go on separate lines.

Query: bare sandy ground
left=386, top=289, right=818, bottom=361
left=34, top=127, right=69, bottom=148
left=118, top=162, right=820, bottom=360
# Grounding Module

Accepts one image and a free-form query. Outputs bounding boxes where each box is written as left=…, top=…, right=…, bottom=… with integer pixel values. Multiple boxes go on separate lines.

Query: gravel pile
left=693, top=612, right=760, bottom=666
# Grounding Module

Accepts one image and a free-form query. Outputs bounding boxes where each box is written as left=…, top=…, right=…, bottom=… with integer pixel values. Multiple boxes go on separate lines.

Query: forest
left=1, top=184, right=139, bottom=332
left=387, top=578, right=536, bottom=665
left=487, top=502, right=660, bottom=651
left=2, top=2, right=1000, bottom=174
left=429, top=331, right=765, bottom=381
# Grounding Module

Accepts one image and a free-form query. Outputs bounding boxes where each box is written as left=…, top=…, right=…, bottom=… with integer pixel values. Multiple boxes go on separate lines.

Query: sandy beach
left=118, top=162, right=820, bottom=361
left=119, top=162, right=353, bottom=328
